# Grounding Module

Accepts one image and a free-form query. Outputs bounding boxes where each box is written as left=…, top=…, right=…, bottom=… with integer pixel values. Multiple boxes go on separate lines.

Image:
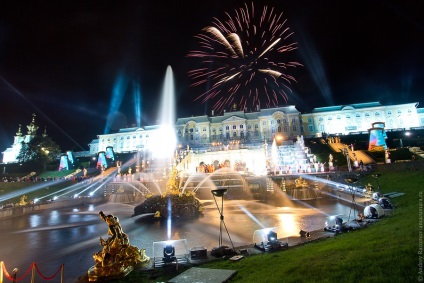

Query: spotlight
left=163, top=244, right=176, bottom=263
left=267, top=231, right=278, bottom=244
left=211, top=188, right=228, bottom=197
left=299, top=230, right=310, bottom=238
left=335, top=216, right=343, bottom=231
left=344, top=178, right=358, bottom=184
left=254, top=228, right=288, bottom=252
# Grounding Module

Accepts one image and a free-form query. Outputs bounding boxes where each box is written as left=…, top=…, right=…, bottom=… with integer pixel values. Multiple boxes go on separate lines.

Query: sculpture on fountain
left=88, top=211, right=150, bottom=281
left=132, top=167, right=204, bottom=219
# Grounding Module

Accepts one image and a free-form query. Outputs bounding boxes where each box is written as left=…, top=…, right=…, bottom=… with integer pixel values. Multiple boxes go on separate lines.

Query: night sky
left=1, top=0, right=423, bottom=152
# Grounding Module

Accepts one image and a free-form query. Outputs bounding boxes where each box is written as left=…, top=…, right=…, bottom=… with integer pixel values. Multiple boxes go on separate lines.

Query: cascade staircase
left=328, top=142, right=375, bottom=165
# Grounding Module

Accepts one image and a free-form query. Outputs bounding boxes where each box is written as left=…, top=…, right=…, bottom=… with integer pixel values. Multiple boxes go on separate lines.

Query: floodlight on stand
left=267, top=231, right=278, bottom=244
left=299, top=230, right=310, bottom=238
left=344, top=178, right=360, bottom=222
left=371, top=174, right=382, bottom=192
left=211, top=188, right=228, bottom=197
left=344, top=178, right=358, bottom=184
left=163, top=244, right=176, bottom=263
left=210, top=188, right=235, bottom=257
left=254, top=227, right=288, bottom=252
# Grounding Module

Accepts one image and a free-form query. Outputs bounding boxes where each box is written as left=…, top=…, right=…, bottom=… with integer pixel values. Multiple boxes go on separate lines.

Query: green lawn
left=117, top=168, right=421, bottom=283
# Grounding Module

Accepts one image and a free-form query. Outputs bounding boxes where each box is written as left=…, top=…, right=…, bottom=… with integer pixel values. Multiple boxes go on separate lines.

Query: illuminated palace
left=88, top=101, right=424, bottom=155
left=2, top=101, right=423, bottom=165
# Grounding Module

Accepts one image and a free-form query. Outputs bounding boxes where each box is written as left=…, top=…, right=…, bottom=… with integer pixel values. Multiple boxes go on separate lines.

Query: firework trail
left=187, top=2, right=302, bottom=113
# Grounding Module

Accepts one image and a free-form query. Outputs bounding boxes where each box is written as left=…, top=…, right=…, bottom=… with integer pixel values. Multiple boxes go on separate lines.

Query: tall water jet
left=132, top=66, right=204, bottom=220
left=150, top=66, right=177, bottom=160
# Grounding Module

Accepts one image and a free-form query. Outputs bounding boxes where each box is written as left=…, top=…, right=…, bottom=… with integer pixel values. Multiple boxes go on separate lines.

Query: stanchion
left=31, top=263, right=35, bottom=283
left=1, top=261, right=4, bottom=283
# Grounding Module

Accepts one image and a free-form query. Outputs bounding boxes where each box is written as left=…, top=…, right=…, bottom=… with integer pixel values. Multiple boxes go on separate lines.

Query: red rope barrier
left=1, top=262, right=34, bottom=282
left=33, top=263, right=64, bottom=280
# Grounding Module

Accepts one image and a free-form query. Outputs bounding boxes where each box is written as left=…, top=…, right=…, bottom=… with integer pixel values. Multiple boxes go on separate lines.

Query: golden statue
left=88, top=211, right=150, bottom=281
left=294, top=176, right=309, bottom=188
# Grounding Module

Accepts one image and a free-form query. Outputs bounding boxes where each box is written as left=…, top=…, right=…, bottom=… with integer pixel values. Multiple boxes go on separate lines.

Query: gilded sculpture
left=88, top=211, right=150, bottom=281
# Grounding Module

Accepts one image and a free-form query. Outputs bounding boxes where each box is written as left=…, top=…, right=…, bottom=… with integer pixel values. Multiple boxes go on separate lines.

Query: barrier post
left=30, top=262, right=35, bottom=283
left=61, top=264, right=64, bottom=283
left=12, top=268, right=18, bottom=283
left=1, top=261, right=3, bottom=283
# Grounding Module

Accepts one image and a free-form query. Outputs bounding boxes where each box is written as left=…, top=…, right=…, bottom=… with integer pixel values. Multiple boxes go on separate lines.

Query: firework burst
left=187, top=2, right=302, bottom=113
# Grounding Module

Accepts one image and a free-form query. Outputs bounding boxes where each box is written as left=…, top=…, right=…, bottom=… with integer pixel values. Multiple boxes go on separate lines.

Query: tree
left=17, top=135, right=61, bottom=170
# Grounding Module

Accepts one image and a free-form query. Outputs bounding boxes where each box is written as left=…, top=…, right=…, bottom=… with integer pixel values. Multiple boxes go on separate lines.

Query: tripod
left=345, top=178, right=360, bottom=222
left=348, top=192, right=361, bottom=222
left=211, top=188, right=235, bottom=251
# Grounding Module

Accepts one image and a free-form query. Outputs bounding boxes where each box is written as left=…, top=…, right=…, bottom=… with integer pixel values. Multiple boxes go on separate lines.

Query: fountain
left=132, top=66, right=204, bottom=219
left=132, top=167, right=204, bottom=218
left=285, top=175, right=321, bottom=200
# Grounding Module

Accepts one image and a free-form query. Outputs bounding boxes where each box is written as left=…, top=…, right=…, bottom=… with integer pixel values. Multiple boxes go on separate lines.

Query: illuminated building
left=2, top=101, right=423, bottom=164
left=88, top=101, right=423, bottom=155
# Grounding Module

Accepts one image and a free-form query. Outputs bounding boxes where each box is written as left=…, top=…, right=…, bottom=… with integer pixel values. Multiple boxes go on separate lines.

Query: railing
left=0, top=261, right=64, bottom=283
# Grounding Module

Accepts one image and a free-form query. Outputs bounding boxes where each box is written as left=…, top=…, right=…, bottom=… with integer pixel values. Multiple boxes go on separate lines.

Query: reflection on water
left=0, top=194, right=354, bottom=282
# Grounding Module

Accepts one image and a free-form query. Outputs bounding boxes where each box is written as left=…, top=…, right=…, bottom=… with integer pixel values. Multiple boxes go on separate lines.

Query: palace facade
left=88, top=101, right=424, bottom=155
left=2, top=101, right=423, bottom=164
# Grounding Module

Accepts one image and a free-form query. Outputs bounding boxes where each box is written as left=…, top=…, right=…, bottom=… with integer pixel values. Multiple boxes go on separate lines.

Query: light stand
left=345, top=178, right=360, bottom=222
left=372, top=174, right=382, bottom=192
left=211, top=188, right=235, bottom=257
